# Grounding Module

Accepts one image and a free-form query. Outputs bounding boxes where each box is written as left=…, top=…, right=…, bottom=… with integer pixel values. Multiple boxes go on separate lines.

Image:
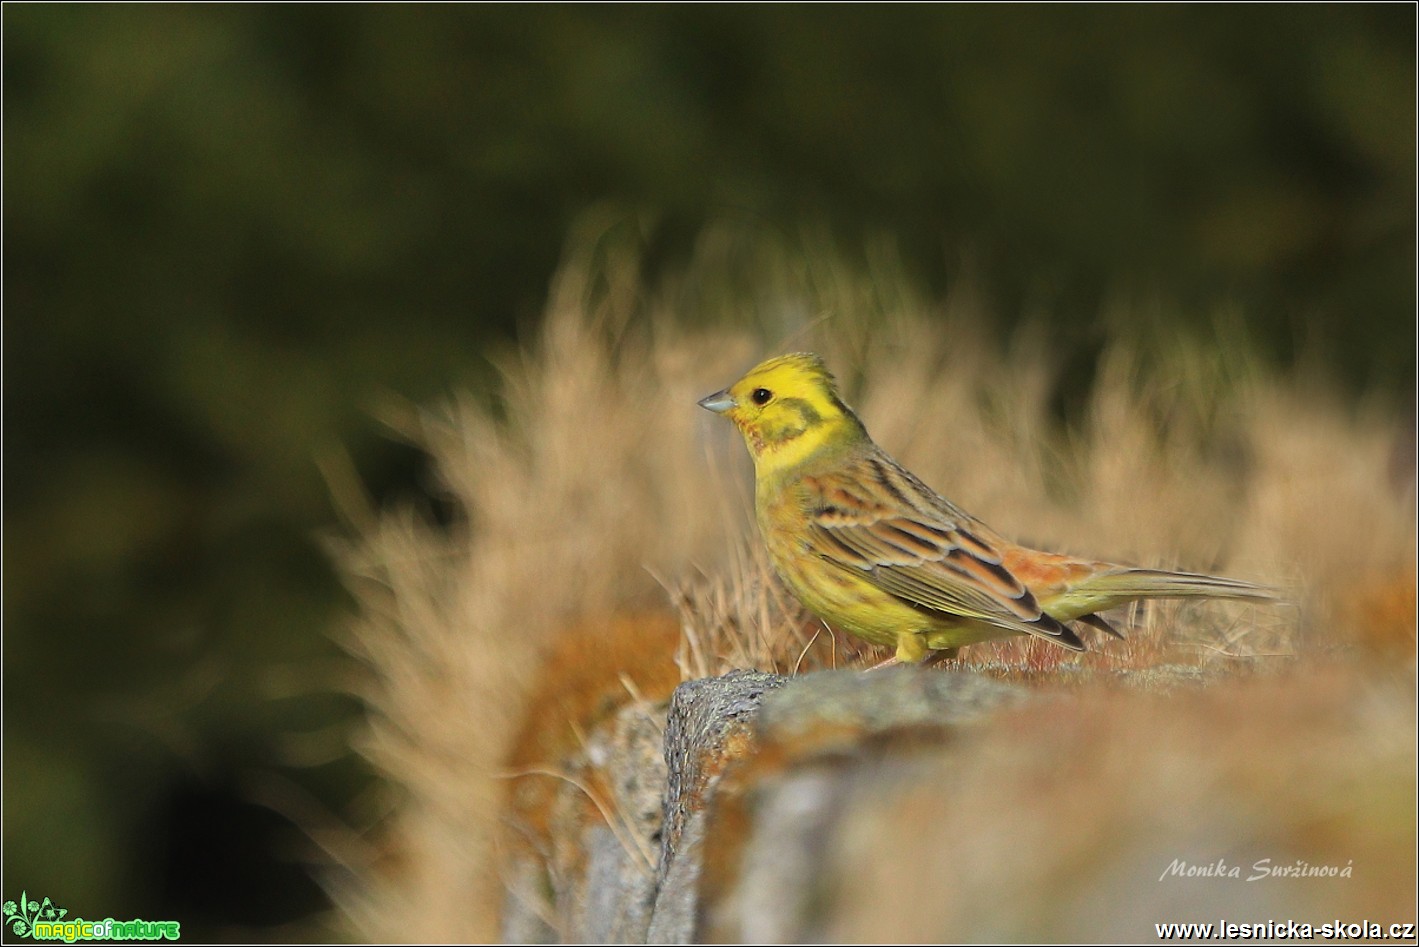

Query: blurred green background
left=3, top=5, right=1413, bottom=940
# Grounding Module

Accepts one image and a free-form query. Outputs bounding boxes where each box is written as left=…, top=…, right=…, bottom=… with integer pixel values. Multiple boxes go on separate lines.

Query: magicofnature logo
left=4, top=892, right=180, bottom=942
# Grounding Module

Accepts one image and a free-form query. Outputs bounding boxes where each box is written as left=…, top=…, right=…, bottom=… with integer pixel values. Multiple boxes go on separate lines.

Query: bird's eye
left=751, top=388, right=773, bottom=405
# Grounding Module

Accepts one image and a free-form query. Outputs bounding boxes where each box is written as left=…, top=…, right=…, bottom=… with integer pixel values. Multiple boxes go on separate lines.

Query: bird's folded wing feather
left=802, top=459, right=1081, bottom=646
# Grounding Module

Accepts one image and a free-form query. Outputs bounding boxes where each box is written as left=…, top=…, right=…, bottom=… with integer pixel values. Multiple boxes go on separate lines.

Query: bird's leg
left=886, top=632, right=929, bottom=668
left=921, top=647, right=961, bottom=668
left=864, top=655, right=901, bottom=672
left=865, top=633, right=939, bottom=671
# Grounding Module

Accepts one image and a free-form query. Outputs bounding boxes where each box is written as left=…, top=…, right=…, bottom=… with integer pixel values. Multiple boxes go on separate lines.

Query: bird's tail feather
left=1083, top=568, right=1279, bottom=605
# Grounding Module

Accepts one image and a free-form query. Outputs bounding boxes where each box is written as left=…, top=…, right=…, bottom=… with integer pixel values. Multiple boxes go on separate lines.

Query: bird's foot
left=866, top=646, right=960, bottom=671
left=921, top=647, right=961, bottom=668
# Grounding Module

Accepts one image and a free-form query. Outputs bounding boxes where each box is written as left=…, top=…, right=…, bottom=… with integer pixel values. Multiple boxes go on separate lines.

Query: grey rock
left=646, top=669, right=788, bottom=944
left=699, top=668, right=1030, bottom=941
left=758, top=667, right=1027, bottom=745
left=563, top=702, right=669, bottom=943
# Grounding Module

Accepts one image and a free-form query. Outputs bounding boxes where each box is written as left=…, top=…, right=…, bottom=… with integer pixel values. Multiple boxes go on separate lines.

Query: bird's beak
left=698, top=389, right=736, bottom=414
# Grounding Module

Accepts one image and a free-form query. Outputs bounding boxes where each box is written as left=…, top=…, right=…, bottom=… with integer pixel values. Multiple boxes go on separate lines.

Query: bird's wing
left=801, top=455, right=1083, bottom=649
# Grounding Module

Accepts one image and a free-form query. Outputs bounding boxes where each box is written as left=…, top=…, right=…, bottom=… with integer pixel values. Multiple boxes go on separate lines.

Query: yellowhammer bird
left=699, top=352, right=1276, bottom=665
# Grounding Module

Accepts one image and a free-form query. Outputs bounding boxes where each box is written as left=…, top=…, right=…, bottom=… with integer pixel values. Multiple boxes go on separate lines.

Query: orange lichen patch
left=502, top=611, right=682, bottom=850
left=670, top=722, right=765, bottom=866
left=695, top=771, right=763, bottom=929
left=1345, top=564, right=1417, bottom=662
left=693, top=724, right=795, bottom=931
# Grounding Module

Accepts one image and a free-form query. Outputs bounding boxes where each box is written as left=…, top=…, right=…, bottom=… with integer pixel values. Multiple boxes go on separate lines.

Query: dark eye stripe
left=778, top=396, right=821, bottom=425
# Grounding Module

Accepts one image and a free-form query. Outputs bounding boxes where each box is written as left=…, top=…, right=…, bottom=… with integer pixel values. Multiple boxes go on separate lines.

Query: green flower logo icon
left=4, top=892, right=66, bottom=937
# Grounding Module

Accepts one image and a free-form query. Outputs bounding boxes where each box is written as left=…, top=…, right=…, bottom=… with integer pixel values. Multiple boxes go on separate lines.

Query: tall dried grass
left=329, top=227, right=1413, bottom=940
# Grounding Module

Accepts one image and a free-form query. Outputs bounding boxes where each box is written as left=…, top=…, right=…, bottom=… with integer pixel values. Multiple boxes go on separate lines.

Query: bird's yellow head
left=698, top=352, right=867, bottom=470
